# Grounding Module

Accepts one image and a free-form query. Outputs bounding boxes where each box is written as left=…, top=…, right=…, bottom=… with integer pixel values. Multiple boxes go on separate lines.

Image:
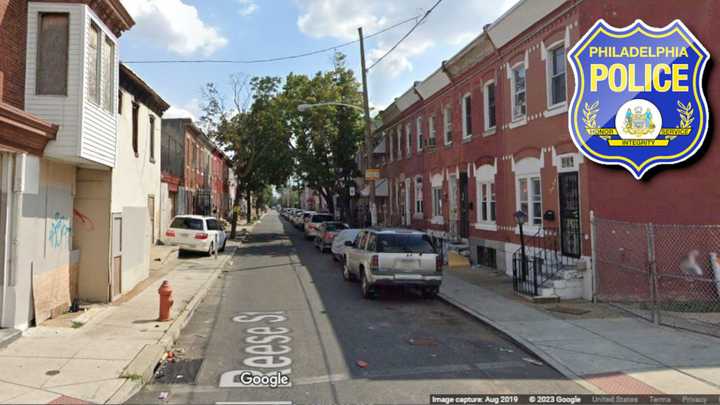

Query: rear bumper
left=369, top=272, right=442, bottom=287
left=165, top=240, right=211, bottom=252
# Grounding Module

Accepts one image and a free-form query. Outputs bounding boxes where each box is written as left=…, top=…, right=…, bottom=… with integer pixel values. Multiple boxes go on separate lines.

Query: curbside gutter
left=438, top=292, right=605, bottom=395
left=107, top=245, right=238, bottom=404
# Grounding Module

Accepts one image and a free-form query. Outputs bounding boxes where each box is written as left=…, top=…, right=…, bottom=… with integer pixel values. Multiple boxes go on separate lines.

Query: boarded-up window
left=36, top=13, right=69, bottom=95
left=132, top=102, right=139, bottom=156
left=102, top=37, right=114, bottom=112
left=149, top=115, right=155, bottom=162
left=88, top=23, right=101, bottom=104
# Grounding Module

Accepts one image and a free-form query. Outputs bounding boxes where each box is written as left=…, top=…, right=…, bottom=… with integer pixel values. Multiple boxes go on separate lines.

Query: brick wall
left=0, top=0, right=27, bottom=108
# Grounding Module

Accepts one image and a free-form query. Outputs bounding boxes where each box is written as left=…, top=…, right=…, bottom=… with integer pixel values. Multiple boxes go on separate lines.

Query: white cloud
left=295, top=0, right=517, bottom=102
left=121, top=0, right=228, bottom=56
left=237, top=0, right=258, bottom=16
left=164, top=98, right=202, bottom=120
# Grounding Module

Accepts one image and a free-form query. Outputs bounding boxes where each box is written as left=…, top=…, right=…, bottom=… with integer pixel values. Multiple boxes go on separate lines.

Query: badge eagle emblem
left=567, top=20, right=710, bottom=179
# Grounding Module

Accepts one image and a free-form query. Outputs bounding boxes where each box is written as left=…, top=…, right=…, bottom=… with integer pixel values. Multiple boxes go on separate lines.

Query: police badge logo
left=568, top=20, right=710, bottom=179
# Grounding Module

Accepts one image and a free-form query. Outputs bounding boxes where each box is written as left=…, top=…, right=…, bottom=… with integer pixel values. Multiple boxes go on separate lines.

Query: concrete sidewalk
left=440, top=269, right=720, bottom=395
left=0, top=243, right=239, bottom=404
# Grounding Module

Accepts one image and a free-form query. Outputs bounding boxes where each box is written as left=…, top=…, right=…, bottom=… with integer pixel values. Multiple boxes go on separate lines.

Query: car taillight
left=165, top=230, right=176, bottom=237
left=436, top=255, right=443, bottom=272
left=325, top=232, right=335, bottom=240
left=195, top=232, right=208, bottom=240
left=370, top=255, right=379, bottom=271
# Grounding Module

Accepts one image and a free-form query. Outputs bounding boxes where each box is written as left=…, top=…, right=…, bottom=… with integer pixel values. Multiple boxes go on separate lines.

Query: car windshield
left=170, top=217, right=204, bottom=231
left=376, top=234, right=436, bottom=254
left=324, top=222, right=347, bottom=232
left=312, top=214, right=334, bottom=222
left=337, top=230, right=359, bottom=242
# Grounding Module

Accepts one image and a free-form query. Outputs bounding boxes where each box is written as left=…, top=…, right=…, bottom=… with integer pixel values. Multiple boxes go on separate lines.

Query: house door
left=111, top=214, right=123, bottom=300
left=559, top=172, right=581, bottom=258
left=448, top=175, right=458, bottom=235
left=147, top=196, right=155, bottom=246
left=459, top=172, right=469, bottom=238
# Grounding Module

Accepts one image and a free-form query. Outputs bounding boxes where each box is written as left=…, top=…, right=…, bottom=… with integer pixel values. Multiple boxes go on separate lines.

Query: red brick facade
left=375, top=0, right=718, bottom=275
left=0, top=0, right=28, bottom=108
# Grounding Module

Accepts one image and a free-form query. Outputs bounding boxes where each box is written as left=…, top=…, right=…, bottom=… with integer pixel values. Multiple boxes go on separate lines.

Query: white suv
left=343, top=228, right=442, bottom=299
left=164, top=215, right=227, bottom=255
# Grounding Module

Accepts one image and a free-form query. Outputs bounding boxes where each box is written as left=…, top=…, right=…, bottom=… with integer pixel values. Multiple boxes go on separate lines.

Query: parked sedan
left=343, top=228, right=442, bottom=299
left=304, top=213, right=336, bottom=240
left=313, top=222, right=349, bottom=253
left=164, top=215, right=227, bottom=256
left=331, top=228, right=361, bottom=262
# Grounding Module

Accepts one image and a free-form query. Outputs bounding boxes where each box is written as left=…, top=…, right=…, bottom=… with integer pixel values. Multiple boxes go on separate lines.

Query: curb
left=108, top=245, right=237, bottom=404
left=438, top=291, right=605, bottom=395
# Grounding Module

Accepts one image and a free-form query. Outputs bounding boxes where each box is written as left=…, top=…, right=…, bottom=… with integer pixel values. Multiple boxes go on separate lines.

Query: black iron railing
left=512, top=227, right=578, bottom=297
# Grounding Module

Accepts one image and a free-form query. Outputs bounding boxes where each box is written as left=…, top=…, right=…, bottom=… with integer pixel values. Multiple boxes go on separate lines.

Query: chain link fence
left=593, top=215, right=720, bottom=337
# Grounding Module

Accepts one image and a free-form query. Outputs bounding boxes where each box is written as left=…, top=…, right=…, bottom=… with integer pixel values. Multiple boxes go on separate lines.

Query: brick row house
left=372, top=0, right=720, bottom=301
left=160, top=118, right=232, bottom=231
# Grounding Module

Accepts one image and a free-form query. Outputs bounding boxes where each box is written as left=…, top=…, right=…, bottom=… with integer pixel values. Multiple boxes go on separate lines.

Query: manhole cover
left=154, top=359, right=203, bottom=384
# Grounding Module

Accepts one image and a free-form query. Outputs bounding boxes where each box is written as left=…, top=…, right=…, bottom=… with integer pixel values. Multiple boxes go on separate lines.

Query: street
left=129, top=211, right=588, bottom=404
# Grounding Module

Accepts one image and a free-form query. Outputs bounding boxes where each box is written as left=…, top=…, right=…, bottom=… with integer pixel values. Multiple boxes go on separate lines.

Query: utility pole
left=358, top=27, right=376, bottom=226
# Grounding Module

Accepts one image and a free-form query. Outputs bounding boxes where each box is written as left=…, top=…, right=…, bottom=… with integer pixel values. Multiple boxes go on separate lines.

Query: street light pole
left=358, top=27, right=376, bottom=226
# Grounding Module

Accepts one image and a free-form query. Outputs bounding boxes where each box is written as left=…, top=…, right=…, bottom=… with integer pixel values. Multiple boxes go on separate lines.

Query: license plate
left=180, top=233, right=189, bottom=238
left=395, top=274, right=423, bottom=280
left=395, top=259, right=418, bottom=270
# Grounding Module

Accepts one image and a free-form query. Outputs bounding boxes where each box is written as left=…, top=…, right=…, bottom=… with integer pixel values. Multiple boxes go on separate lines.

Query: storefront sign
left=568, top=19, right=710, bottom=179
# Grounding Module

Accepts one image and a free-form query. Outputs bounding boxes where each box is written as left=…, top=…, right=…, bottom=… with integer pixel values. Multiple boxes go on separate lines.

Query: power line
left=121, top=16, right=420, bottom=65
left=366, top=0, right=443, bottom=72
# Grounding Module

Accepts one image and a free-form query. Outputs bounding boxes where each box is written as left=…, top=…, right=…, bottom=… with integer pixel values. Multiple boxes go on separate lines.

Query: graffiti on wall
left=48, top=212, right=72, bottom=248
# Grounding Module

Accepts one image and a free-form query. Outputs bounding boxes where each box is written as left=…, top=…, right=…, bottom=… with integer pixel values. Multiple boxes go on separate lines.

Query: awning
left=0, top=102, right=58, bottom=155
left=372, top=138, right=386, bottom=154
left=361, top=178, right=389, bottom=197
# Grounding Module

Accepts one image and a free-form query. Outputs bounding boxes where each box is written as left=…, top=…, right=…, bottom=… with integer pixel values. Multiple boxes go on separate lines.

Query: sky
left=118, top=0, right=518, bottom=121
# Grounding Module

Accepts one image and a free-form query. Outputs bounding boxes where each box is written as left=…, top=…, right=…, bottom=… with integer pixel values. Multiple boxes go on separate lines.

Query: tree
left=201, top=75, right=293, bottom=238
left=279, top=53, right=364, bottom=221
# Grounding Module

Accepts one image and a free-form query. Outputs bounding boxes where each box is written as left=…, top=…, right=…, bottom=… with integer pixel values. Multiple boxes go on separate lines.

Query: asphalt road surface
left=129, top=211, right=587, bottom=404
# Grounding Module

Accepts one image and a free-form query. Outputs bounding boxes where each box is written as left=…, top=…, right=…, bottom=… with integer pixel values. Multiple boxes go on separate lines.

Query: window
left=432, top=186, right=443, bottom=217
left=102, top=37, right=115, bottom=112
left=512, top=64, right=527, bottom=119
left=484, top=82, right=496, bottom=130
left=405, top=123, right=412, bottom=157
left=443, top=106, right=452, bottom=145
left=88, top=23, right=101, bottom=104
left=414, top=177, right=423, bottom=214
left=416, top=117, right=423, bottom=151
left=376, top=234, right=435, bottom=254
left=170, top=217, right=204, bottom=230
left=118, top=91, right=123, bottom=115
left=462, top=94, right=472, bottom=138
left=206, top=219, right=221, bottom=231
left=478, top=182, right=496, bottom=222
left=132, top=102, right=139, bottom=156
left=388, top=133, right=394, bottom=162
left=396, top=127, right=402, bottom=159
left=428, top=115, right=437, bottom=146
left=549, top=45, right=567, bottom=106
left=149, top=115, right=156, bottom=162
left=518, top=176, right=542, bottom=226
left=36, top=13, right=69, bottom=95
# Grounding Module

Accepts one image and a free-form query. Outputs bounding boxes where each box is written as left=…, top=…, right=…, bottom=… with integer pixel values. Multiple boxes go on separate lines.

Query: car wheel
left=360, top=269, right=374, bottom=299
left=332, top=253, right=338, bottom=262
left=207, top=242, right=215, bottom=257
left=423, top=287, right=439, bottom=299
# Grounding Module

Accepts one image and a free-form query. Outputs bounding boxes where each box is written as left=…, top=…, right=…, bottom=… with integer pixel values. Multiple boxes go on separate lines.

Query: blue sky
left=119, top=0, right=516, bottom=120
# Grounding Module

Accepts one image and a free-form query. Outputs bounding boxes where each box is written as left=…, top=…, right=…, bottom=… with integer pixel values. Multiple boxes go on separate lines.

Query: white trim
left=461, top=92, right=472, bottom=139
left=552, top=148, right=583, bottom=173
left=483, top=80, right=496, bottom=132
left=416, top=116, right=423, bottom=152
left=473, top=222, right=498, bottom=232
left=510, top=61, right=527, bottom=121
left=443, top=104, right=453, bottom=145
left=543, top=104, right=568, bottom=118
left=428, top=114, right=437, bottom=146
left=508, top=117, right=527, bottom=129
left=430, top=172, right=443, bottom=187
left=405, top=122, right=412, bottom=158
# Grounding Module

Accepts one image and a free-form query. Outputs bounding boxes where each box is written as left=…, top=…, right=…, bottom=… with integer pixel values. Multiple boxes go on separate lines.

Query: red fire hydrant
left=158, top=280, right=174, bottom=321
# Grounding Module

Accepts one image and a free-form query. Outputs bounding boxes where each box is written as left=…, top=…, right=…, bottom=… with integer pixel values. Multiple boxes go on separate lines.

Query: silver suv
left=343, top=228, right=442, bottom=299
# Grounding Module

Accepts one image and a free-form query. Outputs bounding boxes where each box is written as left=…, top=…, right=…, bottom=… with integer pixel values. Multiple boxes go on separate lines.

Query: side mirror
left=345, top=240, right=354, bottom=247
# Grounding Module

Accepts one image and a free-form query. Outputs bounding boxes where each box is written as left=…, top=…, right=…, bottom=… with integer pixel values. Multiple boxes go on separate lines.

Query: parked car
left=343, top=228, right=442, bottom=299
left=313, top=222, right=349, bottom=252
left=304, top=213, right=336, bottom=240
left=164, top=215, right=228, bottom=256
left=297, top=211, right=316, bottom=230
left=292, top=210, right=311, bottom=228
left=331, top=228, right=361, bottom=262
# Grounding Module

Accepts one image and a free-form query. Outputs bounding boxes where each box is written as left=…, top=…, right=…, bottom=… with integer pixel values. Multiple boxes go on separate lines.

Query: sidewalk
left=440, top=266, right=720, bottom=395
left=0, top=241, right=241, bottom=405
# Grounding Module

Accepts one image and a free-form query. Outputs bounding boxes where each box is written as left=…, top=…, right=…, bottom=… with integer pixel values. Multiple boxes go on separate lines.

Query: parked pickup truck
left=343, top=228, right=442, bottom=299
